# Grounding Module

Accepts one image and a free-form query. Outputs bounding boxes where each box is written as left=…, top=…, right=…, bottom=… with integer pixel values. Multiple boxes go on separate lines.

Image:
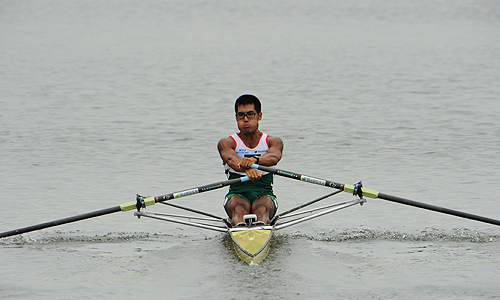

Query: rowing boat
left=1, top=164, right=499, bottom=265
left=135, top=202, right=362, bottom=265
left=230, top=226, right=273, bottom=265
left=133, top=207, right=276, bottom=265
left=134, top=195, right=365, bottom=264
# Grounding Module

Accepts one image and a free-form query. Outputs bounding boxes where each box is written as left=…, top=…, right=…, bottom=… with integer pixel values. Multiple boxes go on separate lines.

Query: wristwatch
left=254, top=156, right=259, bottom=164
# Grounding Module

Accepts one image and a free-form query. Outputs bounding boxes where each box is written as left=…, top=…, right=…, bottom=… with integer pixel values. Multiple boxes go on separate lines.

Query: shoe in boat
left=253, top=221, right=266, bottom=226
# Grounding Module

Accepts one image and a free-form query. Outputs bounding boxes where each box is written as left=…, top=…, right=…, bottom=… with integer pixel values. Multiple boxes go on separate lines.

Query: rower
left=218, top=94, right=284, bottom=227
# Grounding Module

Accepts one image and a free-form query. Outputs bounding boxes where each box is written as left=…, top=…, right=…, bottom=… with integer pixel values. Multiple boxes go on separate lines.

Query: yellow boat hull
left=229, top=226, right=274, bottom=265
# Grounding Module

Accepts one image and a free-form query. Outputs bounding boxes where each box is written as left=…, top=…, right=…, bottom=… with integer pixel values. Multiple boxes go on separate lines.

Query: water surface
left=1, top=1, right=499, bottom=299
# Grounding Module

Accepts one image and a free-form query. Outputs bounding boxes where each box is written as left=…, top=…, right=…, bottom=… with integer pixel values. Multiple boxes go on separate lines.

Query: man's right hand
left=244, top=168, right=263, bottom=181
left=237, top=157, right=262, bottom=181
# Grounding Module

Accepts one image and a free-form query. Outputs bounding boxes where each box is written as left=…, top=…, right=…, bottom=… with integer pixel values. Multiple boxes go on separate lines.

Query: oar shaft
left=252, top=164, right=500, bottom=227
left=252, top=164, right=344, bottom=189
left=117, top=176, right=251, bottom=212
left=0, top=206, right=121, bottom=238
left=252, top=164, right=378, bottom=196
left=152, top=176, right=249, bottom=203
left=378, top=192, right=500, bottom=226
left=1, top=176, right=249, bottom=238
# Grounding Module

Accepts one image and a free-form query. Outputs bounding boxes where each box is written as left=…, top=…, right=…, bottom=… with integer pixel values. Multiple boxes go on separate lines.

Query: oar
left=252, top=164, right=500, bottom=227
left=0, top=176, right=249, bottom=238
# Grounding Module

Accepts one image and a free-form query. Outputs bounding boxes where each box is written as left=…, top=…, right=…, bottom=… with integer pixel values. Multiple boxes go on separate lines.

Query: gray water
left=1, top=1, right=499, bottom=299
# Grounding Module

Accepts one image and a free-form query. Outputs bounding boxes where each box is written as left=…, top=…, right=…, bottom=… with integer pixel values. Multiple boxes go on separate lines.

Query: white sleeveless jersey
left=225, top=132, right=270, bottom=176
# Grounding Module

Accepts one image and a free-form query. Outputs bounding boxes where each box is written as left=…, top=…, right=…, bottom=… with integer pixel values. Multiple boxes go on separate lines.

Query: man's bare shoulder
left=218, top=136, right=235, bottom=151
left=267, top=135, right=283, bottom=147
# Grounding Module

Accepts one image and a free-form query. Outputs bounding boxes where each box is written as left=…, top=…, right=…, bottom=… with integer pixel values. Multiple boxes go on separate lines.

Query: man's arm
left=259, top=136, right=283, bottom=167
left=217, top=137, right=243, bottom=172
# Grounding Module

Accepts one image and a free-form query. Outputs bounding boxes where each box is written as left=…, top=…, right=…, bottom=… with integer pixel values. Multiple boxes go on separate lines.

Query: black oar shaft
left=378, top=192, right=500, bottom=226
left=1, top=176, right=250, bottom=238
left=0, top=206, right=121, bottom=238
left=252, top=164, right=344, bottom=189
left=153, top=177, right=249, bottom=202
left=252, top=164, right=500, bottom=227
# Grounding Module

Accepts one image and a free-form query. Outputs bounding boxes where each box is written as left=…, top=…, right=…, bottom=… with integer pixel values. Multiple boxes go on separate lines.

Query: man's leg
left=225, top=195, right=251, bottom=227
left=251, top=196, right=275, bottom=225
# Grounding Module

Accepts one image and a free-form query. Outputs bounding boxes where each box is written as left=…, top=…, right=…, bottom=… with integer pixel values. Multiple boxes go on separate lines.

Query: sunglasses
left=236, top=111, right=257, bottom=119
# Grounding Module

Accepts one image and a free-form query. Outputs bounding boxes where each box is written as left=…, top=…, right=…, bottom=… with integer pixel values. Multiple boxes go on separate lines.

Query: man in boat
left=218, top=94, right=284, bottom=227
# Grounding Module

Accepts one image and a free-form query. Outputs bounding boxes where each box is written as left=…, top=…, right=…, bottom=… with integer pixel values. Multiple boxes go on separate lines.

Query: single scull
left=1, top=165, right=499, bottom=265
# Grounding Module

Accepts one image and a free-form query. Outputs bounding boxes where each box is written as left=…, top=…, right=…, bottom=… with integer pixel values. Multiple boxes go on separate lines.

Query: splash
left=290, top=227, right=499, bottom=243
left=0, top=231, right=173, bottom=246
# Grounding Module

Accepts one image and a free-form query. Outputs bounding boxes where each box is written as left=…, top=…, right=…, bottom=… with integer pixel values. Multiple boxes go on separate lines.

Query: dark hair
left=234, top=94, right=261, bottom=113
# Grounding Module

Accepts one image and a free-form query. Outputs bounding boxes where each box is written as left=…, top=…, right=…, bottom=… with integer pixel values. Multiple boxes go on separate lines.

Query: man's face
left=236, top=104, right=262, bottom=134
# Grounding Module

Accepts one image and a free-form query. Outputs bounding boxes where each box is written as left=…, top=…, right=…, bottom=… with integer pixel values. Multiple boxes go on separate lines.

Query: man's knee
left=226, top=196, right=250, bottom=213
left=252, top=197, right=275, bottom=213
